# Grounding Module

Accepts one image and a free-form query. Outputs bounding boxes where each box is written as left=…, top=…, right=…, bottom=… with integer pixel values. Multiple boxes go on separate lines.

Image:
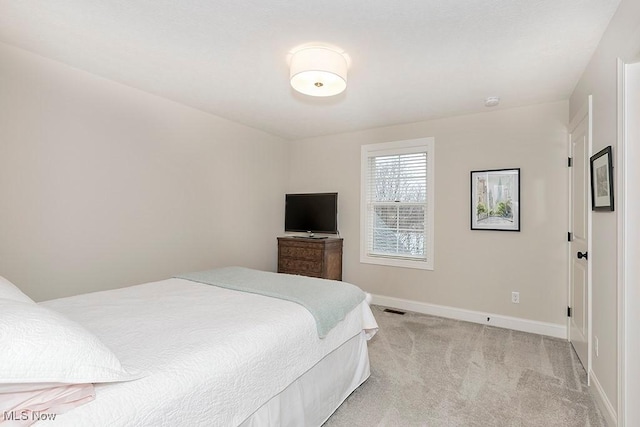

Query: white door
left=569, top=104, right=591, bottom=377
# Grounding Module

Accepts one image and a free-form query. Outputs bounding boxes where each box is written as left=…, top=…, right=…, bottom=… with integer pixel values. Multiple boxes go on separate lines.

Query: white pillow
left=0, top=299, right=140, bottom=389
left=0, top=275, right=34, bottom=303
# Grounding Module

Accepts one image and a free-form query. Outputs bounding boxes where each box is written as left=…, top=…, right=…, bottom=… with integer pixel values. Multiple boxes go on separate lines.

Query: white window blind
left=360, top=138, right=434, bottom=270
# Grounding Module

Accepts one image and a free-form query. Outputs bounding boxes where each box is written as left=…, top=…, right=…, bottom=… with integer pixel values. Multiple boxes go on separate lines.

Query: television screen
left=285, top=193, right=338, bottom=234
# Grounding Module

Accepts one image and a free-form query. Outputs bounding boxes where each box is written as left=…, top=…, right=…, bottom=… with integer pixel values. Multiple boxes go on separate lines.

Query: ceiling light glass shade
left=484, top=96, right=500, bottom=107
left=290, top=47, right=348, bottom=97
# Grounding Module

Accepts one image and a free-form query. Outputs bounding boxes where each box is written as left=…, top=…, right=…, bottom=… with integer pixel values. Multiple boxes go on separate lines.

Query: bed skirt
left=239, top=330, right=370, bottom=426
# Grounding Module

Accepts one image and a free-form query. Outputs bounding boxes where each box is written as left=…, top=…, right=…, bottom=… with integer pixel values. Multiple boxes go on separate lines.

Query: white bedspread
left=40, top=278, right=378, bottom=426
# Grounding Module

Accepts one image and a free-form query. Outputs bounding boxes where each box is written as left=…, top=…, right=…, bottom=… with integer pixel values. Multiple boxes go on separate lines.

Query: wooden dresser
left=277, top=237, right=343, bottom=281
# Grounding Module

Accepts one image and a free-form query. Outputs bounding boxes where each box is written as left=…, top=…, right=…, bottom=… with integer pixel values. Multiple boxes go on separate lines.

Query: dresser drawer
left=279, top=258, right=322, bottom=274
left=279, top=245, right=322, bottom=261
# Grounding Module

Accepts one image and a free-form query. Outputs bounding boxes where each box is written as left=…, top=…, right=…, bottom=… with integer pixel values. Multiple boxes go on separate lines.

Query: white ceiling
left=0, top=0, right=621, bottom=140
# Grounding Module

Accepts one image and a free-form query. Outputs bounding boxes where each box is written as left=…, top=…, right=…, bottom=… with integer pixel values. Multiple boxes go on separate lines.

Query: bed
left=0, top=267, right=378, bottom=426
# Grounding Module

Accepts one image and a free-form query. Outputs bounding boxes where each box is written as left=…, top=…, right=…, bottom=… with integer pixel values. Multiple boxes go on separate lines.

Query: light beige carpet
left=325, top=305, right=606, bottom=426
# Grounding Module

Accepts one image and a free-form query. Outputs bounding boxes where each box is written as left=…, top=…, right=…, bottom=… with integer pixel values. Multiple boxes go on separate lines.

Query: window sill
left=360, top=255, right=433, bottom=270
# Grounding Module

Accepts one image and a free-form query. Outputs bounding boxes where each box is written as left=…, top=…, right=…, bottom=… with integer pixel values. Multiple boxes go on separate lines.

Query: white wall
left=289, top=101, right=568, bottom=327
left=0, top=42, right=289, bottom=301
left=569, top=0, right=640, bottom=422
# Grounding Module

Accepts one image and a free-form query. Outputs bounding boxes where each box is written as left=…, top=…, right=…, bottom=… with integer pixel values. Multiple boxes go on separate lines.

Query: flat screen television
left=285, top=193, right=338, bottom=234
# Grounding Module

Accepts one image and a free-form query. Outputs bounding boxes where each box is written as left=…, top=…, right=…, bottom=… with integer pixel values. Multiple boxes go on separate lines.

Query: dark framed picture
left=590, top=146, right=614, bottom=211
left=471, top=168, right=520, bottom=231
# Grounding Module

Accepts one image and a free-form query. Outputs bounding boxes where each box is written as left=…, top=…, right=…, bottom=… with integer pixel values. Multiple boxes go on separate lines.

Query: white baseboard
left=371, top=294, right=567, bottom=339
left=590, top=370, right=617, bottom=426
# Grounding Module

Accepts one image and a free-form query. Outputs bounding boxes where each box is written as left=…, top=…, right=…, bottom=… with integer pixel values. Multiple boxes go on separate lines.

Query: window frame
left=360, top=137, right=435, bottom=270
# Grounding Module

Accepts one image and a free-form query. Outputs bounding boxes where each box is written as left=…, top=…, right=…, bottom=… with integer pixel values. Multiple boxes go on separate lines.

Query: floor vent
left=383, top=308, right=406, bottom=315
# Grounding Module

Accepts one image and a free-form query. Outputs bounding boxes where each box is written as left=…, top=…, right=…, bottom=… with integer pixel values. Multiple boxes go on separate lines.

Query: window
left=360, top=138, right=434, bottom=270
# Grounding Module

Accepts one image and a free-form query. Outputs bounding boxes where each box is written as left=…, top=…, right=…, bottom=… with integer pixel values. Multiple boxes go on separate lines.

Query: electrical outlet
left=595, top=336, right=599, bottom=357
left=511, top=292, right=520, bottom=304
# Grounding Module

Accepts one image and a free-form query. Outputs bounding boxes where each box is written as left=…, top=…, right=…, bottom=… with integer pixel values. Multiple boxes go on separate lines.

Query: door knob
left=577, top=251, right=588, bottom=260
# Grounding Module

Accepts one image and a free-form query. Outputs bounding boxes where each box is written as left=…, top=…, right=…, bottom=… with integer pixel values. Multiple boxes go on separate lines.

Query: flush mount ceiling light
left=485, top=96, right=500, bottom=107
left=290, top=46, right=348, bottom=97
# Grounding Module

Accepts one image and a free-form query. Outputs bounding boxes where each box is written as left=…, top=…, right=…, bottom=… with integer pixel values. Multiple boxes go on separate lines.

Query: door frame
left=567, top=96, right=592, bottom=383
left=616, top=57, right=626, bottom=427
left=618, top=57, right=640, bottom=427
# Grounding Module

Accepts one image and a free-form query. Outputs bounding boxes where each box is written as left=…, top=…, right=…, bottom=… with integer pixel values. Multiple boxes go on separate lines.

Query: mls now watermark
left=4, top=411, right=57, bottom=422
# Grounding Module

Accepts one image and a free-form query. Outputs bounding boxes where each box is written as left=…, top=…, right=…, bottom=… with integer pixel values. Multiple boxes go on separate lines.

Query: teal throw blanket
left=175, top=267, right=365, bottom=338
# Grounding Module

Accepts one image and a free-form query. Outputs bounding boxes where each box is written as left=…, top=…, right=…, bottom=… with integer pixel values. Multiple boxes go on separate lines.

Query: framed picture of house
left=590, top=146, right=614, bottom=211
left=471, top=168, right=520, bottom=231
